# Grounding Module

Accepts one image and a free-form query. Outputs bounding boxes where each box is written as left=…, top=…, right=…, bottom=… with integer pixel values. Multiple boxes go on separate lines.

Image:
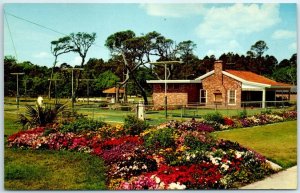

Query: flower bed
left=7, top=116, right=280, bottom=190
left=203, top=110, right=297, bottom=131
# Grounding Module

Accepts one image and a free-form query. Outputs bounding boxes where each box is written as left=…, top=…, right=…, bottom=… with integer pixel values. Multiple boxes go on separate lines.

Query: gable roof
left=195, top=69, right=291, bottom=88
left=103, top=87, right=125, bottom=94
left=225, top=70, right=291, bottom=87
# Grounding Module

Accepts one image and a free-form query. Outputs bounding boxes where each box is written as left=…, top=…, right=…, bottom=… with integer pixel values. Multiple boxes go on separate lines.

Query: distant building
left=102, top=87, right=125, bottom=103
left=147, top=60, right=292, bottom=109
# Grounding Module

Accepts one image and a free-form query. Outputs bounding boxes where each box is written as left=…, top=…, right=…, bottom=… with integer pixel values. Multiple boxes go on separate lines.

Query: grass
left=4, top=99, right=297, bottom=189
left=4, top=148, right=107, bottom=190
left=4, top=105, right=107, bottom=190
left=212, top=121, right=297, bottom=169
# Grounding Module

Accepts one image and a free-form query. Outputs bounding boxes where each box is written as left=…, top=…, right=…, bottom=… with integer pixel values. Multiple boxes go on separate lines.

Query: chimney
left=214, top=60, right=223, bottom=76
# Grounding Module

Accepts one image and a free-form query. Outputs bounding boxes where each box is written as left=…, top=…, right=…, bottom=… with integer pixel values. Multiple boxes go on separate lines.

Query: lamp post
left=149, top=61, right=183, bottom=118
left=62, top=67, right=84, bottom=114
left=10, top=72, right=24, bottom=109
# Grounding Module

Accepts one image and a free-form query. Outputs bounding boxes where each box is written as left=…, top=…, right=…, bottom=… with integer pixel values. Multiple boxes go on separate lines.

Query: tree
left=105, top=30, right=175, bottom=104
left=49, top=36, right=74, bottom=99
left=95, top=71, right=120, bottom=91
left=69, top=32, right=96, bottom=67
left=250, top=40, right=268, bottom=57
left=273, top=66, right=296, bottom=85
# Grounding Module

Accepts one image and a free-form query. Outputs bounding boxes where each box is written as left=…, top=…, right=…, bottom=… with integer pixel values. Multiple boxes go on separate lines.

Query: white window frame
left=228, top=90, right=236, bottom=105
left=200, top=89, right=207, bottom=104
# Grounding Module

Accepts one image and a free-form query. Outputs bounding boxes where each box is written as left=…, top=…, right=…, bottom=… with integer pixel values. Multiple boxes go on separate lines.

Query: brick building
left=147, top=60, right=292, bottom=109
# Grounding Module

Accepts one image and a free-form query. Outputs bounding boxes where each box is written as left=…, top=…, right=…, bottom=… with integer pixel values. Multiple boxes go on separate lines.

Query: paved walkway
left=241, top=166, right=297, bottom=189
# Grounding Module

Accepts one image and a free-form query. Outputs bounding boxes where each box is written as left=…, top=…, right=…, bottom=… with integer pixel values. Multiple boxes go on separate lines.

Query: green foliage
left=272, top=66, right=296, bottom=85
left=18, top=103, right=69, bottom=128
left=250, top=40, right=268, bottom=57
left=144, top=128, right=175, bottom=149
left=123, top=115, right=149, bottom=135
left=95, top=71, right=120, bottom=91
left=261, top=108, right=272, bottom=115
left=238, top=109, right=248, bottom=119
left=203, top=112, right=224, bottom=124
left=184, top=135, right=212, bottom=151
left=60, top=117, right=106, bottom=133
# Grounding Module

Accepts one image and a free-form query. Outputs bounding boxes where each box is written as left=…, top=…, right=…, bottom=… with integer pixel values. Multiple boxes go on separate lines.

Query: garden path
left=240, top=166, right=297, bottom=189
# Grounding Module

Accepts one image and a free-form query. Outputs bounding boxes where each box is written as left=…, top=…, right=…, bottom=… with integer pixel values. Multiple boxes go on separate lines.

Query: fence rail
left=5, top=99, right=296, bottom=126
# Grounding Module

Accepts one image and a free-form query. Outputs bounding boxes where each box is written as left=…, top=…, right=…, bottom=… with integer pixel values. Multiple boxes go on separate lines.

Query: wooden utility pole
left=79, top=79, right=95, bottom=105
left=48, top=79, right=62, bottom=104
left=10, top=72, right=24, bottom=109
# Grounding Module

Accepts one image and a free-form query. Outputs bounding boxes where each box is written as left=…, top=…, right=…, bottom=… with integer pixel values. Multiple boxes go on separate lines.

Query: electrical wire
left=4, top=10, right=105, bottom=49
left=4, top=10, right=18, bottom=60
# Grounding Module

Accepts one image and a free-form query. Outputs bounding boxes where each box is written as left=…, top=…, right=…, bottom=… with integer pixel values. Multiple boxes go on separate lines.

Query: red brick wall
left=153, top=93, right=188, bottom=107
left=202, top=62, right=242, bottom=108
left=152, top=83, right=201, bottom=106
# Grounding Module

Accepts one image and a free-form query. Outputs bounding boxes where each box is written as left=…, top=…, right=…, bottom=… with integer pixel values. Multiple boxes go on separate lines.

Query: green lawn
left=4, top=149, right=106, bottom=190
left=4, top=107, right=107, bottom=190
left=212, top=121, right=297, bottom=169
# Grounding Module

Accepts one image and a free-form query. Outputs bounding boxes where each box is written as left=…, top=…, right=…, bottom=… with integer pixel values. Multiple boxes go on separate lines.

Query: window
left=228, top=90, right=236, bottom=105
left=200, top=89, right=207, bottom=104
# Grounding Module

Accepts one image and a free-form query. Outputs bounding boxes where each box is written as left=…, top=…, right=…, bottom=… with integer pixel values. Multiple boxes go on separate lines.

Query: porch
left=241, top=88, right=292, bottom=108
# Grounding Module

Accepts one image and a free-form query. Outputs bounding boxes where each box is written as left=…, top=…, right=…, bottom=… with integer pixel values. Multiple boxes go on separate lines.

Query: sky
left=3, top=2, right=298, bottom=67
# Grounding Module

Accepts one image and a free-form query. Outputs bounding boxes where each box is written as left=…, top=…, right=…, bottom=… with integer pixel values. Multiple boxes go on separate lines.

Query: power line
left=5, top=10, right=67, bottom=36
left=4, top=10, right=18, bottom=60
left=4, top=10, right=105, bottom=49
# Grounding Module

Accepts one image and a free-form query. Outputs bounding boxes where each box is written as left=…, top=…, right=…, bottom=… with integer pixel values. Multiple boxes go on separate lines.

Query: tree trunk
left=121, top=52, right=148, bottom=105
left=48, top=56, right=58, bottom=99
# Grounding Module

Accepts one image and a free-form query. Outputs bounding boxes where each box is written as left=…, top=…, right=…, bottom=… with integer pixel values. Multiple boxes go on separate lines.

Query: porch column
left=262, top=88, right=266, bottom=108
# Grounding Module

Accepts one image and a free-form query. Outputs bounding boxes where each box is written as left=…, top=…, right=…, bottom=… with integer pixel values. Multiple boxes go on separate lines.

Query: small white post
left=137, top=100, right=145, bottom=120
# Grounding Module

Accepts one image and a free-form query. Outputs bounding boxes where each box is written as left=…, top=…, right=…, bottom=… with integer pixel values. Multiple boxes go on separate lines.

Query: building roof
left=225, top=70, right=291, bottom=87
left=146, top=80, right=201, bottom=84
left=102, top=87, right=125, bottom=94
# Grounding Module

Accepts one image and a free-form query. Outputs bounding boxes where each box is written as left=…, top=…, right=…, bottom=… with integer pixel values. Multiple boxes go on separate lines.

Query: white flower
left=192, top=153, right=196, bottom=158
left=168, top=182, right=186, bottom=190
left=142, top=164, right=147, bottom=170
left=186, top=155, right=190, bottom=161
left=132, top=165, right=138, bottom=170
left=235, top=151, right=244, bottom=159
left=37, top=96, right=44, bottom=107
left=221, top=164, right=229, bottom=171
left=159, top=182, right=165, bottom=189
left=155, top=176, right=161, bottom=184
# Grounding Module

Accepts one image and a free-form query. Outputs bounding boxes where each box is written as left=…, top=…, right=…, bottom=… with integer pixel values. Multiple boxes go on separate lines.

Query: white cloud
left=288, top=42, right=297, bottom=51
left=140, top=4, right=205, bottom=17
left=33, top=51, right=51, bottom=59
left=71, top=56, right=82, bottom=66
left=272, top=30, right=296, bottom=39
left=205, top=39, right=243, bottom=57
left=196, top=4, right=281, bottom=44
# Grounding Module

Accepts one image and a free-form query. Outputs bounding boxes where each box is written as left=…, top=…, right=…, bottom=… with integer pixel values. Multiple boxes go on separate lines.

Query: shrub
left=238, top=109, right=247, bottom=119
left=203, top=112, right=224, bottom=124
left=124, top=115, right=149, bottom=136
left=144, top=128, right=175, bottom=149
left=60, top=117, right=106, bottom=133
left=18, top=103, right=69, bottom=129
